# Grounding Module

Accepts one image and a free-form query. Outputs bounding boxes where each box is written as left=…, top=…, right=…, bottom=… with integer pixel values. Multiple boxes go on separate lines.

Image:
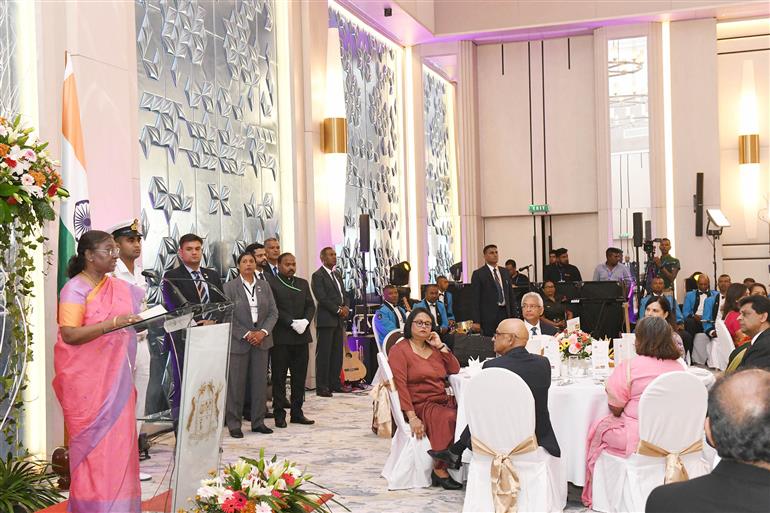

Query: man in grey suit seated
left=223, top=252, right=278, bottom=438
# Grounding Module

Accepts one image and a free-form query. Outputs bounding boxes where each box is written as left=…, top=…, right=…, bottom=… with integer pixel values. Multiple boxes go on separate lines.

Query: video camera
left=642, top=237, right=662, bottom=258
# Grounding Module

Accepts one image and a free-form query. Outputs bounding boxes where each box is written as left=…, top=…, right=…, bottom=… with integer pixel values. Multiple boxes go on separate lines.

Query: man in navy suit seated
left=415, top=284, right=450, bottom=336
left=373, top=284, right=408, bottom=345
left=436, top=275, right=455, bottom=325
left=428, top=318, right=560, bottom=468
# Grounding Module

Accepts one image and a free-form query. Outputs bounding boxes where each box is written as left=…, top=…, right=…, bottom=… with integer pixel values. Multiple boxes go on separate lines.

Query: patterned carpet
left=139, top=390, right=588, bottom=512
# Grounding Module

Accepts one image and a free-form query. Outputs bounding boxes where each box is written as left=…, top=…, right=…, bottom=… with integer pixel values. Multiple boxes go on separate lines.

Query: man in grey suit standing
left=223, top=252, right=278, bottom=438
left=311, top=247, right=350, bottom=397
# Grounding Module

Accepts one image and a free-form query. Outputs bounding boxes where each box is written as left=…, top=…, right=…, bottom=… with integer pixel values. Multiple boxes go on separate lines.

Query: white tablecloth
left=449, top=365, right=716, bottom=486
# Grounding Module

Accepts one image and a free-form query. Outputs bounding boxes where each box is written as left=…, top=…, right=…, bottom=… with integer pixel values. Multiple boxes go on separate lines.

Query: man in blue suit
left=436, top=275, right=455, bottom=323
left=415, top=284, right=450, bottom=335
left=373, top=284, right=408, bottom=345
left=682, top=274, right=718, bottom=339
left=639, top=277, right=684, bottom=324
left=703, top=274, right=732, bottom=337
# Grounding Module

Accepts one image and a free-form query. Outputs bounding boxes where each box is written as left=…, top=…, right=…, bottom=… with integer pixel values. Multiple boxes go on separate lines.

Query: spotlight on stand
left=706, top=208, right=730, bottom=287
left=389, top=261, right=411, bottom=287
left=449, top=261, right=463, bottom=282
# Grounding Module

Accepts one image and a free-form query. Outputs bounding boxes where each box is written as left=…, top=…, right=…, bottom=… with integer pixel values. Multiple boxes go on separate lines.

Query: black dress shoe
left=265, top=411, right=274, bottom=419
left=428, top=448, right=462, bottom=470
left=290, top=415, right=315, bottom=425
left=229, top=428, right=244, bottom=439
left=274, top=418, right=287, bottom=428
left=316, top=389, right=333, bottom=397
left=331, top=384, right=353, bottom=393
left=251, top=423, right=274, bottom=434
left=431, top=471, right=463, bottom=490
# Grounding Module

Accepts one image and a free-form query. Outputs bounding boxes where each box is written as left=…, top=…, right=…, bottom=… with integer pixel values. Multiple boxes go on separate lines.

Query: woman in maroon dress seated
left=389, top=307, right=462, bottom=490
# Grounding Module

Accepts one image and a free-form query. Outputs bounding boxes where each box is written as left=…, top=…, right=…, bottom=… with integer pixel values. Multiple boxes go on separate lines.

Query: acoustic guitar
left=343, top=339, right=367, bottom=382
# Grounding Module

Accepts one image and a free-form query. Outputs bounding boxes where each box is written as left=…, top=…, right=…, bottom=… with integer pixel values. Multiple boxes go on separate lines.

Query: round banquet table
left=449, top=365, right=716, bottom=487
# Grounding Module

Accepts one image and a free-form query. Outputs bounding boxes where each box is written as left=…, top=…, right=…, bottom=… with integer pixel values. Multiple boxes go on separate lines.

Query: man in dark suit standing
left=162, top=233, right=227, bottom=418
left=646, top=369, right=770, bottom=513
left=267, top=252, right=316, bottom=427
left=521, top=292, right=559, bottom=337
left=429, top=318, right=560, bottom=468
left=470, top=244, right=512, bottom=336
left=311, top=247, right=350, bottom=397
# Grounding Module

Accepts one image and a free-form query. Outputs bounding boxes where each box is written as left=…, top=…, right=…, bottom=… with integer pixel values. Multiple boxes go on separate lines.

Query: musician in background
left=544, top=248, right=582, bottom=283
left=505, top=259, right=531, bottom=318
left=415, top=284, right=450, bottom=336
left=374, top=284, right=408, bottom=344
left=436, top=276, right=455, bottom=324
left=593, top=247, right=633, bottom=288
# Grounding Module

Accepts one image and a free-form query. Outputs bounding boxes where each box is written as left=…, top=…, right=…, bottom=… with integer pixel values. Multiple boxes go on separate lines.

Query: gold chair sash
left=370, top=380, right=393, bottom=438
left=470, top=435, right=538, bottom=513
left=636, top=439, right=703, bottom=483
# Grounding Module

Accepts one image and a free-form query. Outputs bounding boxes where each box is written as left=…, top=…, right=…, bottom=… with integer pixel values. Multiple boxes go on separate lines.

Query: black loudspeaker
left=694, top=172, right=704, bottom=237
left=644, top=220, right=652, bottom=242
left=633, top=212, right=644, bottom=248
left=359, top=214, right=370, bottom=252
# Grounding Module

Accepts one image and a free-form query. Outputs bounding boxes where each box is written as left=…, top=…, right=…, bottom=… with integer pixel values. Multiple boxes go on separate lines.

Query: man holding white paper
left=266, top=253, right=316, bottom=428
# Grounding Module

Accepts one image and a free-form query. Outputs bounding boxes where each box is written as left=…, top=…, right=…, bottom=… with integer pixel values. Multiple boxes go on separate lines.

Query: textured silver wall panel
left=136, top=0, right=280, bottom=301
left=330, top=8, right=402, bottom=297
left=423, top=69, right=455, bottom=282
left=0, top=1, right=19, bottom=119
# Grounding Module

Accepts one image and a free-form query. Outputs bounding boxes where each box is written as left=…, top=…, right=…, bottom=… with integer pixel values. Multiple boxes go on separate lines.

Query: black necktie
left=257, top=271, right=265, bottom=281
left=493, top=268, right=504, bottom=304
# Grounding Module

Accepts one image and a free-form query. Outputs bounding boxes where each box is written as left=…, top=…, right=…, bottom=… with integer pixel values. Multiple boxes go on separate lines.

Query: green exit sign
left=528, top=204, right=550, bottom=214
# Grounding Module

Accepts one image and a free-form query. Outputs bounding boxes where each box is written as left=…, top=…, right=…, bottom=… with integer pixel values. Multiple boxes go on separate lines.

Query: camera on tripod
left=643, top=237, right=662, bottom=258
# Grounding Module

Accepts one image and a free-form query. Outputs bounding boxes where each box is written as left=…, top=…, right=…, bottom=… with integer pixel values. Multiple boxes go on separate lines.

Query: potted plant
left=0, top=453, right=64, bottom=513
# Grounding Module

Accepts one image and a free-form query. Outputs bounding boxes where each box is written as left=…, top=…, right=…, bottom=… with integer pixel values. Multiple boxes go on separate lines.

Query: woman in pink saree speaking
left=55, top=230, right=145, bottom=512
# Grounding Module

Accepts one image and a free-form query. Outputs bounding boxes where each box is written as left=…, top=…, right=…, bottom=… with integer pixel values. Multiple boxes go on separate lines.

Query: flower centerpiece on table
left=556, top=329, right=594, bottom=359
left=186, top=449, right=347, bottom=513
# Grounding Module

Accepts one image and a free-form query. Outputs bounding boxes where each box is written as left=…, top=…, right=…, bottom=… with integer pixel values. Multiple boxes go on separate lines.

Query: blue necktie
left=493, top=268, right=504, bottom=305
left=192, top=270, right=209, bottom=304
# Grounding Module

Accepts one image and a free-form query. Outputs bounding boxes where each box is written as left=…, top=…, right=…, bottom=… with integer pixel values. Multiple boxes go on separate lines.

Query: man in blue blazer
left=702, top=274, right=732, bottom=337
left=638, top=277, right=684, bottom=324
left=436, top=275, right=455, bottom=323
left=373, top=284, right=409, bottom=345
left=414, top=284, right=450, bottom=334
left=682, top=274, right=718, bottom=338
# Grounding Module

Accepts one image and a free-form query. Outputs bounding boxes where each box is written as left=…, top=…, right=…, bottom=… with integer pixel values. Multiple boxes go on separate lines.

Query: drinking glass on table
left=568, top=356, right=579, bottom=378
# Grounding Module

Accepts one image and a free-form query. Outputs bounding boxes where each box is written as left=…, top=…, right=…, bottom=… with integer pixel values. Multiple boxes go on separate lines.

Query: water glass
left=568, top=356, right=579, bottom=378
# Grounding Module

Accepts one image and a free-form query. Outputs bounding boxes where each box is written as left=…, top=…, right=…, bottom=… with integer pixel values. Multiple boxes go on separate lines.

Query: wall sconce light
left=324, top=27, right=348, bottom=244
left=738, top=60, right=761, bottom=239
left=321, top=117, right=347, bottom=154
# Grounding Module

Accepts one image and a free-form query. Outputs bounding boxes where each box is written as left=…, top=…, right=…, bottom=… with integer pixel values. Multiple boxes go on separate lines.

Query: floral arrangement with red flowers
left=0, top=115, right=68, bottom=223
left=556, top=329, right=594, bottom=359
left=185, top=449, right=346, bottom=513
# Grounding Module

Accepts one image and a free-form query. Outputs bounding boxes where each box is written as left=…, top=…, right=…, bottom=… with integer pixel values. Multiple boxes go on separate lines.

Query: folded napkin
left=466, top=356, right=484, bottom=377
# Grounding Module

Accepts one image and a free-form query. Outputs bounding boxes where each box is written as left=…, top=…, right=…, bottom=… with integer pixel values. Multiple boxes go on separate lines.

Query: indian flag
left=57, top=52, right=90, bottom=292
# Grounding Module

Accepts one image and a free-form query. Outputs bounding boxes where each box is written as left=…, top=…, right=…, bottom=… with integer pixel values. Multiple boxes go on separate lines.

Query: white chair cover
left=377, top=352, right=434, bottom=490
left=526, top=335, right=553, bottom=355
left=462, top=368, right=566, bottom=513
left=592, top=372, right=709, bottom=513
left=710, top=320, right=733, bottom=371
left=691, top=333, right=712, bottom=365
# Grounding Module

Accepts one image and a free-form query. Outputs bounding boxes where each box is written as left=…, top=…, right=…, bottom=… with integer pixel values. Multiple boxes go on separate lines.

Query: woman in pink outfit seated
left=55, top=230, right=145, bottom=512
left=721, top=283, right=749, bottom=347
left=582, top=316, right=683, bottom=507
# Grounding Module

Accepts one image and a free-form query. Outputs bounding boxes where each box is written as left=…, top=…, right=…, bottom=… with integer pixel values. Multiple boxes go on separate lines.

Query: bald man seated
left=428, top=318, right=560, bottom=469
left=646, top=369, right=770, bottom=513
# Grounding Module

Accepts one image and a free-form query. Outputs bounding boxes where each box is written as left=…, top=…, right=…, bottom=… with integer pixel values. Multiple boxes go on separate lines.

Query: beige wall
left=433, top=0, right=765, bottom=36
left=717, top=20, right=770, bottom=285
left=476, top=35, right=600, bottom=279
